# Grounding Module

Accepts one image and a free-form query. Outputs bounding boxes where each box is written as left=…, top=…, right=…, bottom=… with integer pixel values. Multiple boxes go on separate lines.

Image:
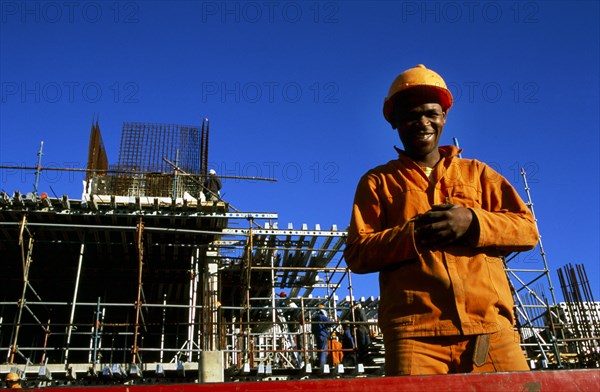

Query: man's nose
left=414, top=115, right=430, bottom=128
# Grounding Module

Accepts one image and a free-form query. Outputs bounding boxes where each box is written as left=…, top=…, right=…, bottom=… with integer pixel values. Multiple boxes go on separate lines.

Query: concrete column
left=199, top=350, right=224, bottom=383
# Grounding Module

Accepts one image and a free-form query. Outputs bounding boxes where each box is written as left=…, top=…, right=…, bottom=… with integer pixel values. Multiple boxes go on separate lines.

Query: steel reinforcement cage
left=106, top=121, right=209, bottom=198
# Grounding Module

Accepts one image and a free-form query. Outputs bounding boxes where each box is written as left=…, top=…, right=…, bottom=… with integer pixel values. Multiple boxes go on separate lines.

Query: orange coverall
left=344, top=146, right=539, bottom=373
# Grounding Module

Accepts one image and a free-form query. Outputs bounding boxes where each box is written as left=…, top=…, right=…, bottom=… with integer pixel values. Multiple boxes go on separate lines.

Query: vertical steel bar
left=300, top=297, right=308, bottom=366
left=575, top=265, right=596, bottom=356
left=201, top=118, right=209, bottom=176
left=132, top=217, right=144, bottom=364
left=201, top=260, right=207, bottom=352
left=91, top=297, right=101, bottom=364
left=192, top=250, right=198, bottom=355
left=9, top=226, right=34, bottom=364
left=271, top=249, right=277, bottom=362
left=347, top=270, right=360, bottom=358
left=187, top=247, right=199, bottom=360
left=34, top=141, right=44, bottom=195
left=172, top=149, right=180, bottom=199
left=64, top=242, right=85, bottom=364
left=40, top=317, right=51, bottom=365
left=160, top=293, right=167, bottom=363
left=209, top=257, right=219, bottom=352
left=245, top=218, right=254, bottom=366
left=578, top=265, right=600, bottom=355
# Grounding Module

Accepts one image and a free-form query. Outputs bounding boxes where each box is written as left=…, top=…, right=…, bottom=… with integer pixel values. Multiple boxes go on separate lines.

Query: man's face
left=394, top=102, right=446, bottom=164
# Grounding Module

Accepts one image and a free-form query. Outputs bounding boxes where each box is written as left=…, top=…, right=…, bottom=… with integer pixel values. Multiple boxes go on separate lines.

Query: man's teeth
left=416, top=134, right=433, bottom=141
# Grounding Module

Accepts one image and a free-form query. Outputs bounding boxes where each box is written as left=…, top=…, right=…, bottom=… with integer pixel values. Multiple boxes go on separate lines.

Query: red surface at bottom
left=31, top=369, right=600, bottom=392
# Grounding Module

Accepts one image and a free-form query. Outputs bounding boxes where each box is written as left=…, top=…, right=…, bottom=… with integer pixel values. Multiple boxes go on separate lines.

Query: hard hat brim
left=383, top=85, right=453, bottom=124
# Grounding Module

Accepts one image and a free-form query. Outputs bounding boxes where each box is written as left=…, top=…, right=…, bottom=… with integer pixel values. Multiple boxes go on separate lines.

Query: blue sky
left=1, top=1, right=598, bottom=301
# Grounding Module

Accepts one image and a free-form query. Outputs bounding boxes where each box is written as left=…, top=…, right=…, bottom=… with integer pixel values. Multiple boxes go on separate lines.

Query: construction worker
left=351, top=303, right=372, bottom=364
left=5, top=372, right=22, bottom=389
left=311, top=304, right=332, bottom=367
left=203, top=169, right=222, bottom=201
left=277, top=292, right=300, bottom=333
left=327, top=331, right=343, bottom=367
left=344, top=64, right=538, bottom=376
left=341, top=323, right=356, bottom=366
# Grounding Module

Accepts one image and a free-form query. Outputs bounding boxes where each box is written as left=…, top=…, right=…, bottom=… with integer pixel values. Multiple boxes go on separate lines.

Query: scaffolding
left=505, top=168, right=567, bottom=369
left=0, top=193, right=382, bottom=386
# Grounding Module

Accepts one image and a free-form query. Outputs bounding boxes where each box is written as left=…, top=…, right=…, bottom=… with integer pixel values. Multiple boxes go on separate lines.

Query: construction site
left=0, top=119, right=598, bottom=389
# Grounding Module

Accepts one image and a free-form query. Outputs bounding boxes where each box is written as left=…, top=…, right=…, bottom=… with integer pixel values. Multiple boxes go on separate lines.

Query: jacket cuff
left=408, top=221, right=422, bottom=257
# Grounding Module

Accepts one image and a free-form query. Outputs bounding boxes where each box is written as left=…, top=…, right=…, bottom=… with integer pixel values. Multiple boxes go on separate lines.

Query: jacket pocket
left=446, top=184, right=481, bottom=208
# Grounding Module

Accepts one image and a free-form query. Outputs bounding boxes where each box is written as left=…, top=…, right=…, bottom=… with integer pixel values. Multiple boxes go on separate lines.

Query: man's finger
left=430, top=203, right=455, bottom=211
left=415, top=211, right=448, bottom=224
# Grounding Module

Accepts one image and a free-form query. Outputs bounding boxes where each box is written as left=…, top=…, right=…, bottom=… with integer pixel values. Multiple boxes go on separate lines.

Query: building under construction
left=0, top=119, right=598, bottom=389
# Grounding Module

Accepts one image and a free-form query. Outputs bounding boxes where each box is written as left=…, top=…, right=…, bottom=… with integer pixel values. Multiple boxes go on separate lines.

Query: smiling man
left=344, top=64, right=539, bottom=376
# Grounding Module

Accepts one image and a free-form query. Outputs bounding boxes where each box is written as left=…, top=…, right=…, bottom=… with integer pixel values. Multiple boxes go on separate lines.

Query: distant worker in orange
left=5, top=372, right=22, bottom=389
left=344, top=64, right=539, bottom=375
left=203, top=169, right=222, bottom=201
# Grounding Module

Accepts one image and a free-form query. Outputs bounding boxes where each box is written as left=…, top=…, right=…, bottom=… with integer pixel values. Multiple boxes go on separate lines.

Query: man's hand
left=413, top=204, right=474, bottom=249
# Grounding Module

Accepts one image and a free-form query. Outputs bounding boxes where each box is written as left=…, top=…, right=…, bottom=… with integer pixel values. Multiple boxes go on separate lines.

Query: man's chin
left=406, top=146, right=437, bottom=159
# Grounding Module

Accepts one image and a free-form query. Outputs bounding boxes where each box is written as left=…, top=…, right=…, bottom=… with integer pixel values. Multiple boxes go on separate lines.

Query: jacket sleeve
left=470, top=164, right=539, bottom=252
left=344, top=174, right=419, bottom=274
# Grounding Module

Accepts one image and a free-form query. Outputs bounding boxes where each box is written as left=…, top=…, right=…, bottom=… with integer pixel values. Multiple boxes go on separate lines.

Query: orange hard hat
left=5, top=372, right=20, bottom=382
left=383, top=64, right=453, bottom=125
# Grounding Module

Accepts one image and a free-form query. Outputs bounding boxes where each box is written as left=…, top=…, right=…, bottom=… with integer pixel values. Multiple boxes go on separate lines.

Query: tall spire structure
left=86, top=113, right=108, bottom=181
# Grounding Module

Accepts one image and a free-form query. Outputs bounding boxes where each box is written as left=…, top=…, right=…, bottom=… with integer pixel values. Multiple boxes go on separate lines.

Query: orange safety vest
left=328, top=338, right=343, bottom=366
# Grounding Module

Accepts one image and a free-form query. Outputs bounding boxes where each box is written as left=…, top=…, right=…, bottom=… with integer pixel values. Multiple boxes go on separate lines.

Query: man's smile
left=414, top=133, right=435, bottom=141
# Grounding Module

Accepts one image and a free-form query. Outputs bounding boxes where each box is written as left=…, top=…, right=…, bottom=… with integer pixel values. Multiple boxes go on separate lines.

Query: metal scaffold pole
left=346, top=269, right=359, bottom=359
left=172, top=149, right=180, bottom=199
left=132, top=217, right=144, bottom=364
left=507, top=167, right=564, bottom=368
left=160, top=294, right=167, bottom=363
left=34, top=141, right=44, bottom=196
left=521, top=168, right=560, bottom=308
left=270, top=251, right=277, bottom=366
left=8, top=215, right=35, bottom=364
left=189, top=247, right=199, bottom=357
left=64, top=241, right=86, bottom=365
left=244, top=218, right=254, bottom=368
left=201, top=118, right=209, bottom=176
left=90, top=297, right=102, bottom=366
